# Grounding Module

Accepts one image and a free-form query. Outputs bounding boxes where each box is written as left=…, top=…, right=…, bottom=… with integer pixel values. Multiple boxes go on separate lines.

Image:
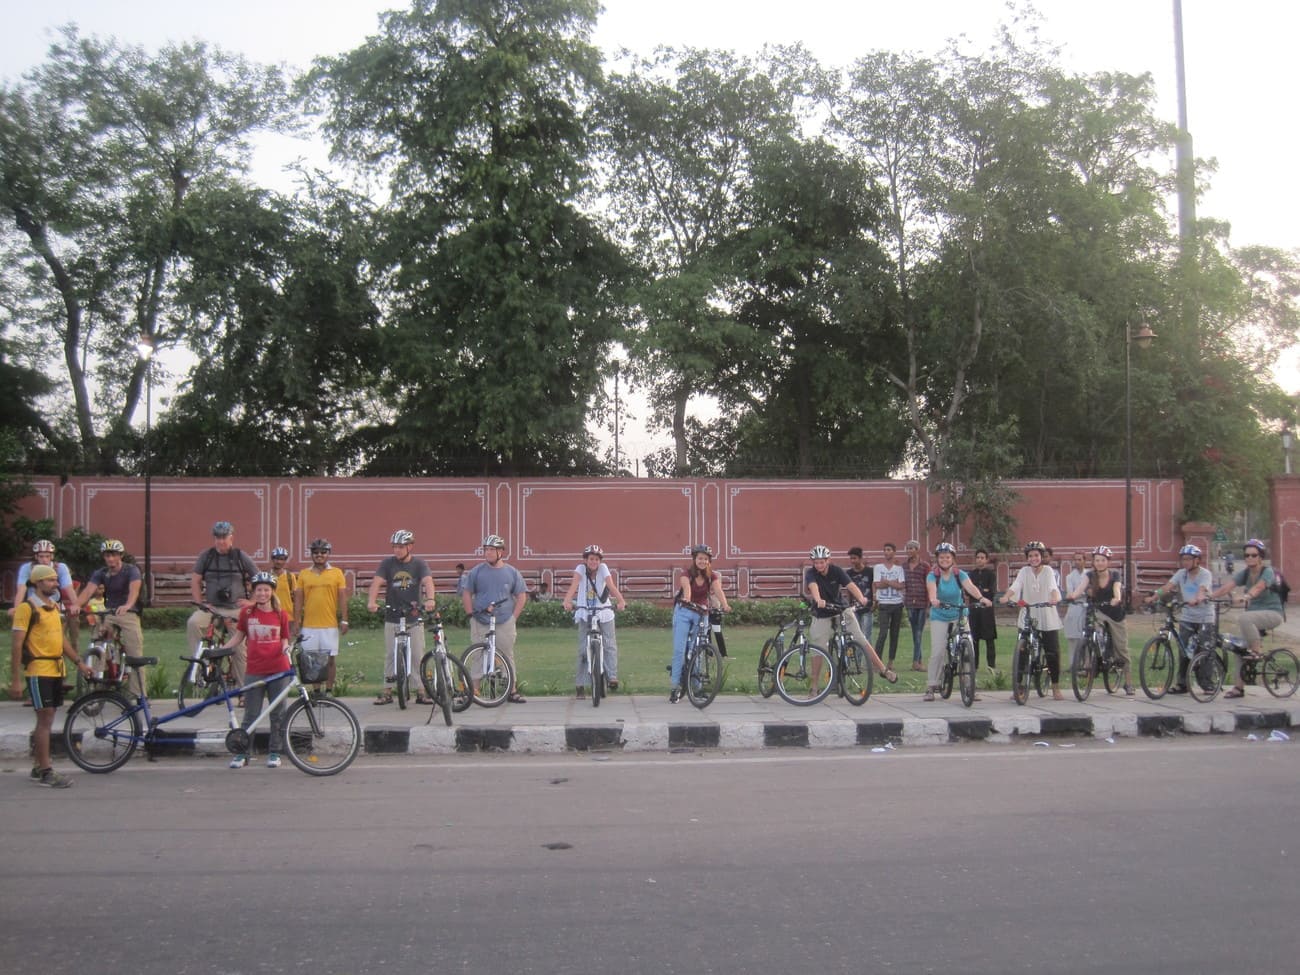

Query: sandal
left=881, top=667, right=899, bottom=684
left=507, top=691, right=527, bottom=704
left=415, top=694, right=434, bottom=706
left=1224, top=687, right=1245, bottom=699
left=373, top=691, right=393, bottom=705
left=922, top=689, right=935, bottom=702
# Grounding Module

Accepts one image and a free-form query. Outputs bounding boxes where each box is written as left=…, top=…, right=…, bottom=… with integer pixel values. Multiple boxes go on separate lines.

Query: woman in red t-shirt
left=222, top=572, right=291, bottom=769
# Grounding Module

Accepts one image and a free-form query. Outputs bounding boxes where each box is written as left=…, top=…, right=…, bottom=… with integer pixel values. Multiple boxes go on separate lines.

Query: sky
left=2, top=1, right=1296, bottom=460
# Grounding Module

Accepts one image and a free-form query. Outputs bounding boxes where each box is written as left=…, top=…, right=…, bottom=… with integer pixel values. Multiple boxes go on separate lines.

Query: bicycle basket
left=296, top=646, right=330, bottom=684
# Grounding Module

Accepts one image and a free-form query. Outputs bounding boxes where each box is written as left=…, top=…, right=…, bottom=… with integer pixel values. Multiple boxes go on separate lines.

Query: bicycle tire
left=283, top=696, right=361, bottom=776
left=1011, top=639, right=1031, bottom=705
left=432, top=653, right=454, bottom=726
left=1101, top=639, right=1125, bottom=694
left=684, top=641, right=722, bottom=709
left=1072, top=638, right=1098, bottom=702
left=774, top=643, right=835, bottom=706
left=757, top=636, right=782, bottom=699
left=590, top=632, right=604, bottom=708
left=63, top=691, right=141, bottom=773
left=1187, top=650, right=1225, bottom=703
left=1033, top=645, right=1048, bottom=697
left=939, top=642, right=955, bottom=700
left=1139, top=636, right=1176, bottom=699
left=394, top=635, right=410, bottom=710
left=1260, top=648, right=1299, bottom=698
left=839, top=640, right=873, bottom=706
left=957, top=637, right=976, bottom=707
left=461, top=642, right=512, bottom=707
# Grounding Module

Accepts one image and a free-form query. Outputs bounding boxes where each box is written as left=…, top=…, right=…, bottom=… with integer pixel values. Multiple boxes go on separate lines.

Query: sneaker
left=229, top=755, right=248, bottom=769
left=29, top=767, right=41, bottom=780
left=266, top=753, right=281, bottom=769
left=669, top=688, right=682, bottom=704
left=575, top=686, right=586, bottom=699
left=37, top=769, right=72, bottom=789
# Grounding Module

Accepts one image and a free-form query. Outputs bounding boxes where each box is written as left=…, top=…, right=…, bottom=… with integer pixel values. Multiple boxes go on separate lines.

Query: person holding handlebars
left=1001, top=540, right=1064, bottom=700
left=188, top=521, right=258, bottom=688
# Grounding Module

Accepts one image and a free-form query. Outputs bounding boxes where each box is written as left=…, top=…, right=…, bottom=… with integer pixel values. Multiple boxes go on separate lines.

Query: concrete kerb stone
left=902, top=717, right=948, bottom=746
left=621, top=722, right=670, bottom=751
left=510, top=726, right=568, bottom=753
left=992, top=713, right=1041, bottom=737
left=1091, top=713, right=1139, bottom=738
left=805, top=719, right=859, bottom=749
left=1181, top=711, right=1231, bottom=734
left=407, top=725, right=459, bottom=754
left=719, top=721, right=768, bottom=750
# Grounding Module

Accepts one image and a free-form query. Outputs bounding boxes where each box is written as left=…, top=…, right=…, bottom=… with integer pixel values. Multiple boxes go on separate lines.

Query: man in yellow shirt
left=270, top=547, right=298, bottom=638
left=10, top=564, right=92, bottom=788
left=293, top=538, right=349, bottom=696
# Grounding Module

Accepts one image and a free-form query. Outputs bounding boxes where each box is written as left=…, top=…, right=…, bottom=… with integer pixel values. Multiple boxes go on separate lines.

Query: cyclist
left=1066, top=546, right=1133, bottom=695
left=1144, top=543, right=1214, bottom=693
left=222, top=572, right=291, bottom=769
left=13, top=539, right=80, bottom=648
left=923, top=542, right=992, bottom=701
left=1001, top=540, right=1065, bottom=700
left=367, top=529, right=436, bottom=705
left=294, top=538, right=349, bottom=696
left=1210, top=538, right=1284, bottom=699
left=269, top=546, right=298, bottom=637
left=461, top=534, right=529, bottom=703
left=806, top=545, right=896, bottom=685
left=188, top=521, right=258, bottom=688
left=669, top=545, right=731, bottom=703
left=74, top=539, right=147, bottom=696
left=562, top=544, right=628, bottom=698
left=10, top=563, right=93, bottom=788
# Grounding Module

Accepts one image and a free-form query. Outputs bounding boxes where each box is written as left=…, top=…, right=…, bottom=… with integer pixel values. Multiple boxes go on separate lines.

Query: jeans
left=907, top=606, right=928, bottom=664
left=670, top=605, right=704, bottom=687
left=854, top=607, right=874, bottom=649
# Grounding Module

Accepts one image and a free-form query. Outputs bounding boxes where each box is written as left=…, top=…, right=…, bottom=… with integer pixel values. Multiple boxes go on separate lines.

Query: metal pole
left=144, top=360, right=153, bottom=608
left=1125, top=323, right=1134, bottom=611
left=613, top=362, right=620, bottom=475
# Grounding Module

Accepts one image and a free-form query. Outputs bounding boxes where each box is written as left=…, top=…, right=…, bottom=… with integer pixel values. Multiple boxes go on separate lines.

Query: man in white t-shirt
left=873, top=542, right=907, bottom=669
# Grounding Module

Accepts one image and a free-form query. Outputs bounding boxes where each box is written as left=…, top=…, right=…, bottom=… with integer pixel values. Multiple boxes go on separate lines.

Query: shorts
left=27, top=675, right=64, bottom=709
left=299, top=627, right=340, bottom=656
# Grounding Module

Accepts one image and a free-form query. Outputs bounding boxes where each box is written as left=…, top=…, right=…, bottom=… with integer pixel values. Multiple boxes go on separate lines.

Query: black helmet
left=309, top=538, right=332, bottom=554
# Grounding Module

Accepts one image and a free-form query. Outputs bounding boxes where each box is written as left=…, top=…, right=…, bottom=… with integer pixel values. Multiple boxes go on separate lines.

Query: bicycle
left=417, top=612, right=473, bottom=726
left=576, top=599, right=612, bottom=707
left=63, top=646, right=361, bottom=776
left=178, top=603, right=238, bottom=707
left=1010, top=602, right=1053, bottom=705
left=389, top=608, right=420, bottom=710
left=1186, top=600, right=1300, bottom=702
left=936, top=602, right=977, bottom=707
left=773, top=602, right=868, bottom=706
left=1069, top=600, right=1128, bottom=701
left=757, top=605, right=810, bottom=699
left=76, top=618, right=127, bottom=700
left=677, top=602, right=724, bottom=708
left=1138, top=597, right=1197, bottom=699
left=461, top=601, right=515, bottom=707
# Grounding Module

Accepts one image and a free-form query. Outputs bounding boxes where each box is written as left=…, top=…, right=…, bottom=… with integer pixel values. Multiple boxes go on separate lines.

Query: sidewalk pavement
left=3, top=684, right=1297, bottom=761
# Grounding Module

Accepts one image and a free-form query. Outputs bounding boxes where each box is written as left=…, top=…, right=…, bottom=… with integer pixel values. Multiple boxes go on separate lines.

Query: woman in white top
left=1001, top=540, right=1065, bottom=700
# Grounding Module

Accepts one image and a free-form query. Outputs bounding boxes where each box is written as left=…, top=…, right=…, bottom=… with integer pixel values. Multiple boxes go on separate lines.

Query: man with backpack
left=562, top=544, right=627, bottom=698
left=187, top=521, right=258, bottom=688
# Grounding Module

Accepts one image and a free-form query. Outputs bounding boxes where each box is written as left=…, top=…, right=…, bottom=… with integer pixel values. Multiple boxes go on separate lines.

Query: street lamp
left=136, top=335, right=154, bottom=607
left=1125, top=322, right=1157, bottom=609
left=613, top=360, right=622, bottom=476
left=1283, top=427, right=1294, bottom=475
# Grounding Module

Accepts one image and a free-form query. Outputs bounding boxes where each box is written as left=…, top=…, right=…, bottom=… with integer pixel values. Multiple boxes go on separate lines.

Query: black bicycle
left=677, top=602, right=724, bottom=708
left=1138, top=598, right=1196, bottom=699
left=1070, top=600, right=1128, bottom=701
left=757, top=605, right=810, bottom=699
left=1011, top=602, right=1053, bottom=705
left=937, top=602, right=977, bottom=707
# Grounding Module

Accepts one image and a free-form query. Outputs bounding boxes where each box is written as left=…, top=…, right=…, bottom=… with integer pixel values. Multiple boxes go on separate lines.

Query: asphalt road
left=2, top=737, right=1296, bottom=974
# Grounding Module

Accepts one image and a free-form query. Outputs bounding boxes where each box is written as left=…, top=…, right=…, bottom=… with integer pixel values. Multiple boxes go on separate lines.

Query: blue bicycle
left=62, top=647, right=361, bottom=776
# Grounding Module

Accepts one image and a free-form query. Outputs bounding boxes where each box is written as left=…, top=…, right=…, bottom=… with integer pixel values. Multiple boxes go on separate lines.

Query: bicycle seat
left=125, top=655, right=159, bottom=668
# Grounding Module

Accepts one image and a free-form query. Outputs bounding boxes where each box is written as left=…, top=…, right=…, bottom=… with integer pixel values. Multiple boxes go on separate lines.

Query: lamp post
left=136, top=335, right=154, bottom=607
left=1284, top=427, right=1294, bottom=476
left=1125, top=323, right=1157, bottom=609
left=613, top=360, right=621, bottom=476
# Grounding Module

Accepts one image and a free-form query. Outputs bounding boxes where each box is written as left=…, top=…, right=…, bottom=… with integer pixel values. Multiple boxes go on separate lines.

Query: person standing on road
left=902, top=540, right=931, bottom=672
left=1210, top=538, right=1283, bottom=699
left=295, top=538, right=349, bottom=697
left=923, top=543, right=992, bottom=701
left=1145, top=544, right=1214, bottom=693
left=873, top=543, right=906, bottom=669
left=1063, top=551, right=1089, bottom=670
left=1001, top=541, right=1065, bottom=700
left=805, top=546, right=896, bottom=683
left=367, top=529, right=436, bottom=705
left=668, top=545, right=731, bottom=703
left=224, top=572, right=292, bottom=769
left=967, top=549, right=999, bottom=670
left=188, top=521, right=258, bottom=688
left=75, top=539, right=147, bottom=697
left=563, top=544, right=627, bottom=698
left=1066, top=546, right=1133, bottom=695
left=10, top=564, right=93, bottom=788
left=461, top=534, right=529, bottom=703
left=846, top=546, right=874, bottom=648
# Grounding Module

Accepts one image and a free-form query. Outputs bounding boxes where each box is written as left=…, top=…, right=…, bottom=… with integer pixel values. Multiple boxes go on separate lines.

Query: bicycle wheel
left=1187, top=650, right=1225, bottom=703
left=774, top=644, right=834, bottom=706
left=1101, top=642, right=1125, bottom=694
left=417, top=651, right=457, bottom=726
left=418, top=650, right=438, bottom=701
left=840, top=640, right=873, bottom=706
left=1139, top=636, right=1176, bottom=699
left=757, top=636, right=782, bottom=699
left=939, top=643, right=955, bottom=700
left=63, top=691, right=141, bottom=773
left=177, top=645, right=233, bottom=708
left=1011, top=639, right=1031, bottom=705
left=446, top=655, right=473, bottom=713
left=283, top=696, right=361, bottom=776
left=394, top=636, right=410, bottom=710
left=1072, top=639, right=1098, bottom=702
left=461, top=642, right=512, bottom=707
left=684, top=641, right=723, bottom=708
left=590, top=633, right=604, bottom=707
left=1033, top=647, right=1049, bottom=697
left=957, top=637, right=976, bottom=708
left=1260, top=648, right=1299, bottom=698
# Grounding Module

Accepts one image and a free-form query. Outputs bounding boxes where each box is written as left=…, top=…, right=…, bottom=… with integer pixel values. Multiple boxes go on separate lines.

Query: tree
left=306, top=0, right=624, bottom=475
left=0, top=26, right=293, bottom=470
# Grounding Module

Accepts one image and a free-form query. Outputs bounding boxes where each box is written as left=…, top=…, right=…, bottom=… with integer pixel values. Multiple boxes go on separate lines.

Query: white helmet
left=809, top=545, right=832, bottom=560
left=390, top=529, right=414, bottom=545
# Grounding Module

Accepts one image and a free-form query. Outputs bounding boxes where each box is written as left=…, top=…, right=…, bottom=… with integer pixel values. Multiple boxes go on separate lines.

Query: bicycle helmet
left=482, top=534, right=506, bottom=549
left=934, top=542, right=957, bottom=556
left=1179, top=544, right=1203, bottom=559
left=212, top=520, right=233, bottom=537
left=309, top=538, right=332, bottom=553
left=809, top=545, right=832, bottom=560
left=250, top=571, right=276, bottom=588
left=582, top=544, right=604, bottom=558
left=101, top=539, right=126, bottom=554
left=390, top=529, right=415, bottom=545
left=1023, top=540, right=1047, bottom=556
left=32, top=539, right=55, bottom=554
left=1244, top=538, right=1267, bottom=555
left=1091, top=545, right=1113, bottom=559
left=690, top=544, right=713, bottom=558
left=271, top=546, right=289, bottom=559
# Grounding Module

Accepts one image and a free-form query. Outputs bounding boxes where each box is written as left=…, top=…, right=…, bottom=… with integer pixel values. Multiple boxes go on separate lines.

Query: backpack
left=1271, top=570, right=1290, bottom=604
